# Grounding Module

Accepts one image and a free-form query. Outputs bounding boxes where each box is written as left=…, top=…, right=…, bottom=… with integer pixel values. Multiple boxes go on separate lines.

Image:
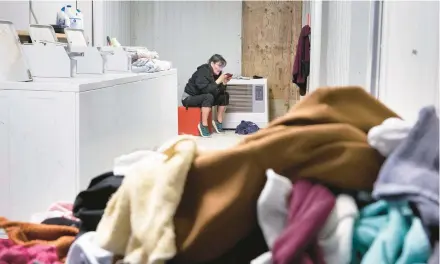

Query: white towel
left=318, top=194, right=359, bottom=264
left=367, top=117, right=413, bottom=157
left=256, top=169, right=292, bottom=249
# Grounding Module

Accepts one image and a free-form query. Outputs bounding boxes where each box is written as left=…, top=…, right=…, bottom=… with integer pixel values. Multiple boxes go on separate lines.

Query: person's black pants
left=182, top=92, right=230, bottom=108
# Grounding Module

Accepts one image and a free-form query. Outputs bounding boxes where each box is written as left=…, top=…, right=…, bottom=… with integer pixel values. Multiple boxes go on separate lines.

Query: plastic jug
left=56, top=6, right=70, bottom=27
left=69, top=11, right=84, bottom=30
left=57, top=5, right=84, bottom=30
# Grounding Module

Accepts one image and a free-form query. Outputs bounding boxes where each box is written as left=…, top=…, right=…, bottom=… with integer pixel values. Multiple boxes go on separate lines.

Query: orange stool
left=178, top=106, right=213, bottom=136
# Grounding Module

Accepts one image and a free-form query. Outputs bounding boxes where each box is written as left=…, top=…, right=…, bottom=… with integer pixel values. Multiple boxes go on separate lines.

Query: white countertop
left=0, top=69, right=177, bottom=92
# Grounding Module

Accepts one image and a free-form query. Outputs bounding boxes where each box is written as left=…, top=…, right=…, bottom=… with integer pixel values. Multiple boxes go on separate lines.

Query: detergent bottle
left=57, top=5, right=84, bottom=30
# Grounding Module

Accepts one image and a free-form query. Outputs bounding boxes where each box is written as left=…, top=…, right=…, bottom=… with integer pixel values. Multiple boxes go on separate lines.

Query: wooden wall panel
left=242, top=1, right=302, bottom=119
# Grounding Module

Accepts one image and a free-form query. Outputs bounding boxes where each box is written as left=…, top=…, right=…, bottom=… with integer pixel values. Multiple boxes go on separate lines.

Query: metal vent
left=226, top=84, right=253, bottom=113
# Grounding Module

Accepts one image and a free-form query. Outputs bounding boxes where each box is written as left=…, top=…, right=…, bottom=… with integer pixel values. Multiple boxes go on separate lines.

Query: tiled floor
left=194, top=130, right=245, bottom=150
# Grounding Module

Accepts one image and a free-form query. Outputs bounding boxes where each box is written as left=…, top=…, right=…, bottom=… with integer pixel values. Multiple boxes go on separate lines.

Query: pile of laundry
left=253, top=107, right=438, bottom=264
left=129, top=47, right=172, bottom=73
left=0, top=87, right=438, bottom=264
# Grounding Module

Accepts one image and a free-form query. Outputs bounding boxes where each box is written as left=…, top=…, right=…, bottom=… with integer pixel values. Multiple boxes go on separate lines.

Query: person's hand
left=215, top=74, right=226, bottom=84
left=223, top=77, right=231, bottom=85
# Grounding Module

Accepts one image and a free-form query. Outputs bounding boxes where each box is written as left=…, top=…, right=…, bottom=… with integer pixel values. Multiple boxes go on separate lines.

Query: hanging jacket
left=292, top=25, right=311, bottom=96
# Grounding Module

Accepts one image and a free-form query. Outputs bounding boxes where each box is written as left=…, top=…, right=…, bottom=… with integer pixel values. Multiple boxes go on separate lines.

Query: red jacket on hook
left=292, top=25, right=311, bottom=96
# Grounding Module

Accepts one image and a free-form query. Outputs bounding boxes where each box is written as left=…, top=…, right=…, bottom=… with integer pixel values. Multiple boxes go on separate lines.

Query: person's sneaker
left=198, top=123, right=211, bottom=137
left=212, top=120, right=225, bottom=133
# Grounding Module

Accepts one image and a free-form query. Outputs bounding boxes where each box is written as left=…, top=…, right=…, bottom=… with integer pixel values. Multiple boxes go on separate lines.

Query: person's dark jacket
left=184, top=64, right=227, bottom=97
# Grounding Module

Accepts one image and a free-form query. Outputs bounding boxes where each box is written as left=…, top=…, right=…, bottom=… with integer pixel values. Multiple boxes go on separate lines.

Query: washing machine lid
left=0, top=20, right=32, bottom=82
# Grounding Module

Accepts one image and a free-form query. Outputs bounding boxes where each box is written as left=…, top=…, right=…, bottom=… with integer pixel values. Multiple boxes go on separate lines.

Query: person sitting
left=181, top=54, right=231, bottom=137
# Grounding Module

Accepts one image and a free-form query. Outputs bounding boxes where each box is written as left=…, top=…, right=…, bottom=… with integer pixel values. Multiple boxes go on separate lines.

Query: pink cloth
left=47, top=201, right=77, bottom=220
left=272, top=180, right=336, bottom=264
left=30, top=201, right=78, bottom=223
left=0, top=239, right=62, bottom=264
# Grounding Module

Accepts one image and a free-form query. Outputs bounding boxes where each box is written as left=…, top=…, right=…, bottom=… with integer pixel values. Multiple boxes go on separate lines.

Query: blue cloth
left=352, top=200, right=431, bottom=264
left=372, top=106, right=439, bottom=228
left=235, top=120, right=260, bottom=135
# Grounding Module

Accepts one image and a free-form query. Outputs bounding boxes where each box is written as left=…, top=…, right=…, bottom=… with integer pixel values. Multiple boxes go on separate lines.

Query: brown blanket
left=172, top=87, right=398, bottom=263
left=0, top=217, right=78, bottom=261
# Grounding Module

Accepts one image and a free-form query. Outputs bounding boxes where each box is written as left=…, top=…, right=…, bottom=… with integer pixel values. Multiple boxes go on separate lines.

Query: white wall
left=130, top=1, right=242, bottom=104
left=310, top=1, right=439, bottom=121
left=378, top=1, right=439, bottom=122
left=103, top=0, right=131, bottom=46
left=93, top=0, right=131, bottom=47
left=317, top=1, right=375, bottom=91
left=320, top=1, right=351, bottom=87
left=0, top=1, right=29, bottom=30
left=302, top=0, right=311, bottom=26
left=77, top=0, right=93, bottom=45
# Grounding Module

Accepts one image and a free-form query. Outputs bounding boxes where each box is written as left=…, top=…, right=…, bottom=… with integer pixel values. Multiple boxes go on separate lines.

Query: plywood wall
left=242, top=1, right=302, bottom=119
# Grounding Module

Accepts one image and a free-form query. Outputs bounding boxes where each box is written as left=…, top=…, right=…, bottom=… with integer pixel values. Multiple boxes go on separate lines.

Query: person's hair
left=208, top=54, right=227, bottom=67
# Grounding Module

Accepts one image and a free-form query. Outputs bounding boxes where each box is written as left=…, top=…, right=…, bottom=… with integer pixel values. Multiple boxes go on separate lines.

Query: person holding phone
left=181, top=54, right=232, bottom=137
